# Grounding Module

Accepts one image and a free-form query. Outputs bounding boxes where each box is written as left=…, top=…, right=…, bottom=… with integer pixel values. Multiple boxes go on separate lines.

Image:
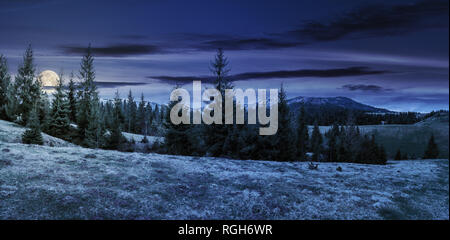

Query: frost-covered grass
left=0, top=140, right=448, bottom=220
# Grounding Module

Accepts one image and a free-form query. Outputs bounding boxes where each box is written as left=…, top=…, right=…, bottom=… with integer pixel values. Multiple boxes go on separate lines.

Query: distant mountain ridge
left=287, top=96, right=392, bottom=113
left=100, top=95, right=392, bottom=114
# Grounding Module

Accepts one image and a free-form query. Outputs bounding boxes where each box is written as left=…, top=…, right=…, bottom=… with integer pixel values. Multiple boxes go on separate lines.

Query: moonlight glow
left=38, top=70, right=59, bottom=87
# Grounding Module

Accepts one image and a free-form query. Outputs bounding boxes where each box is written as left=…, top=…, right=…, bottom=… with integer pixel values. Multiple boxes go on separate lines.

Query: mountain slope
left=287, top=96, right=391, bottom=113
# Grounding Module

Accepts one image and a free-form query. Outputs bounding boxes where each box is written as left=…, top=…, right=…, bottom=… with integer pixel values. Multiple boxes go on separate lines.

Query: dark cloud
left=229, top=67, right=390, bottom=80
left=61, top=44, right=163, bottom=56
left=166, top=33, right=302, bottom=51
left=44, top=81, right=148, bottom=89
left=94, top=81, right=148, bottom=88
left=288, top=0, right=449, bottom=42
left=149, top=66, right=391, bottom=84
left=341, top=84, right=393, bottom=92
left=195, top=38, right=302, bottom=51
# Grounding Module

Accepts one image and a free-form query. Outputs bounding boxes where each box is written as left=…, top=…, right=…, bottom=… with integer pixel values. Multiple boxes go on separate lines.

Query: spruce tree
left=48, top=73, right=71, bottom=139
left=222, top=124, right=240, bottom=157
left=275, top=84, right=296, bottom=161
left=423, top=134, right=439, bottom=159
left=37, top=91, right=51, bottom=133
left=145, top=102, right=153, bottom=136
left=152, top=104, right=159, bottom=123
left=401, top=152, right=408, bottom=160
left=160, top=106, right=166, bottom=124
left=211, top=48, right=233, bottom=93
left=4, top=83, right=18, bottom=122
left=107, top=90, right=125, bottom=149
left=126, top=89, right=137, bottom=133
left=0, top=55, right=11, bottom=119
left=395, top=149, right=402, bottom=160
left=76, top=45, right=101, bottom=146
left=376, top=144, right=388, bottom=165
left=296, top=104, right=309, bottom=161
left=310, top=121, right=323, bottom=161
left=103, top=100, right=113, bottom=129
left=325, top=123, right=339, bottom=162
left=14, top=45, right=41, bottom=125
left=136, top=93, right=147, bottom=135
left=84, top=93, right=104, bottom=148
left=66, top=72, right=77, bottom=122
left=164, top=85, right=192, bottom=155
left=22, top=104, right=44, bottom=145
left=204, top=48, right=233, bottom=157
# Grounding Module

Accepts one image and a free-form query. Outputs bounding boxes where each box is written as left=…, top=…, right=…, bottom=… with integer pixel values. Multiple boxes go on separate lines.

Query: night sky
left=0, top=0, right=448, bottom=112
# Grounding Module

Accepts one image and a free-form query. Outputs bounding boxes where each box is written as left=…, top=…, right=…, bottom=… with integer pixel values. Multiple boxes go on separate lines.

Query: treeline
left=292, top=108, right=424, bottom=126
left=0, top=45, right=166, bottom=151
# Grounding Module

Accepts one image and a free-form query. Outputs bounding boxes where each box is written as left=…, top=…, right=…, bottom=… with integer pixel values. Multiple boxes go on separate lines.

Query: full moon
left=38, top=70, right=59, bottom=87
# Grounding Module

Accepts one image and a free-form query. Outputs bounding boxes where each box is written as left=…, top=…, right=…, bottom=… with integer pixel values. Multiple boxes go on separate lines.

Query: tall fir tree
left=84, top=92, right=104, bottom=148
left=38, top=90, right=51, bottom=133
left=211, top=48, right=233, bottom=93
left=137, top=93, right=147, bottom=135
left=310, top=120, right=323, bottom=161
left=164, top=85, right=192, bottom=155
left=4, top=82, right=18, bottom=121
left=103, top=100, right=113, bottom=129
left=275, top=84, right=296, bottom=161
left=401, top=152, right=408, bottom=160
left=325, top=123, right=339, bottom=162
left=204, top=48, right=233, bottom=157
left=296, top=104, right=309, bottom=161
left=76, top=45, right=101, bottom=147
left=14, top=45, right=41, bottom=125
left=22, top=104, right=44, bottom=145
left=145, top=102, right=153, bottom=136
left=0, top=55, right=11, bottom=119
left=423, top=134, right=439, bottom=159
left=126, top=89, right=137, bottom=133
left=152, top=104, right=159, bottom=123
left=395, top=149, right=402, bottom=160
left=107, top=90, right=125, bottom=149
left=66, top=72, right=78, bottom=122
left=48, top=73, right=71, bottom=139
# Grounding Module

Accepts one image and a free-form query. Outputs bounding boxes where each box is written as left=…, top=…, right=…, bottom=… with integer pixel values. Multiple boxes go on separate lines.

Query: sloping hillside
left=415, top=111, right=449, bottom=126
left=370, top=112, right=449, bottom=159
left=312, top=112, right=449, bottom=159
left=0, top=120, right=74, bottom=147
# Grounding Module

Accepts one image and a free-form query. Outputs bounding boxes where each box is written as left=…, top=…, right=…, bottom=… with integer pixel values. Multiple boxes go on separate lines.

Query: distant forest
left=295, top=108, right=424, bottom=126
left=0, top=46, right=443, bottom=164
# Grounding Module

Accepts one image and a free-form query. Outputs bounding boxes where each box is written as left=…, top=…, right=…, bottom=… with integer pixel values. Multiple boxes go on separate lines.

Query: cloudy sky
left=0, top=0, right=448, bottom=112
